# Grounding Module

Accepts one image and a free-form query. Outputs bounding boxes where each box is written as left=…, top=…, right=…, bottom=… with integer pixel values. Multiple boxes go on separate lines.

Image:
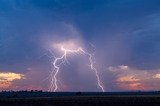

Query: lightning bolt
left=48, top=45, right=105, bottom=92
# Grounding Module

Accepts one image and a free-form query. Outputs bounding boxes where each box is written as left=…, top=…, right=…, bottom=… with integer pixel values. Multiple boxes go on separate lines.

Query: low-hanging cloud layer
left=0, top=0, right=160, bottom=91
left=107, top=65, right=160, bottom=91
left=0, top=72, right=24, bottom=90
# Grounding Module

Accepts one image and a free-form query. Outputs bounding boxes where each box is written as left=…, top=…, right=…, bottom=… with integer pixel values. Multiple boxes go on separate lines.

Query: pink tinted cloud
left=108, top=65, right=160, bottom=91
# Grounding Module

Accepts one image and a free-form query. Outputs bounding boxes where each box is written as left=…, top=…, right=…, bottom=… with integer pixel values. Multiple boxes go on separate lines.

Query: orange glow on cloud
left=0, top=81, right=12, bottom=89
left=108, top=65, right=160, bottom=90
left=116, top=75, right=141, bottom=90
left=0, top=72, right=25, bottom=90
left=116, top=75, right=140, bottom=82
left=153, top=73, right=160, bottom=79
left=117, top=82, right=142, bottom=90
left=129, top=83, right=141, bottom=88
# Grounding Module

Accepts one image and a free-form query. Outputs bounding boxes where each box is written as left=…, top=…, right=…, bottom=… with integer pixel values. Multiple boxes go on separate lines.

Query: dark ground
left=0, top=92, right=160, bottom=106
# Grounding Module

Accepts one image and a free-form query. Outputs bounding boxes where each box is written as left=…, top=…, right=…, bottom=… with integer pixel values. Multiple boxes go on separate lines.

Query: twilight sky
left=0, top=0, right=160, bottom=92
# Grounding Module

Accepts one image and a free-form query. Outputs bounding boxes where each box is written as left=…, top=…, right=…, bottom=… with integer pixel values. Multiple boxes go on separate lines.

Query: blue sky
left=0, top=0, right=160, bottom=91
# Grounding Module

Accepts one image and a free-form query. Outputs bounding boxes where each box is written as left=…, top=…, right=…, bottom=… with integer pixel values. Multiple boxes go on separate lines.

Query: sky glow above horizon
left=0, top=0, right=160, bottom=91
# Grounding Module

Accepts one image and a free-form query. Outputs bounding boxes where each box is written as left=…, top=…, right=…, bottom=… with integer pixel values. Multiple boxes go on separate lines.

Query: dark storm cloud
left=68, top=0, right=160, bottom=70
left=0, top=0, right=160, bottom=91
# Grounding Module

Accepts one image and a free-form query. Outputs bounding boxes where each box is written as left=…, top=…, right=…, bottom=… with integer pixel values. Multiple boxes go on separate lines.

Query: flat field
left=0, top=92, right=160, bottom=106
left=0, top=95, right=160, bottom=106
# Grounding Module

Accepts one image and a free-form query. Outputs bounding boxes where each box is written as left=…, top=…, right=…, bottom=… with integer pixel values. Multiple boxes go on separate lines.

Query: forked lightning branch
left=47, top=42, right=104, bottom=92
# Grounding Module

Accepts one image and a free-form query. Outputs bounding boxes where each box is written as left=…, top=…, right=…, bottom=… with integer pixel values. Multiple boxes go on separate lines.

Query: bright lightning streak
left=48, top=45, right=105, bottom=92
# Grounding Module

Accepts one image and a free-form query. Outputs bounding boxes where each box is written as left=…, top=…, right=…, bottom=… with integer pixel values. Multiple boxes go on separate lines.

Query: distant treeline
left=1, top=90, right=43, bottom=93
left=0, top=91, right=160, bottom=98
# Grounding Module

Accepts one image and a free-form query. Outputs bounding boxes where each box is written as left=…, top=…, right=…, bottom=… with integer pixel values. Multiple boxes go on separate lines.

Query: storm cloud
left=0, top=0, right=160, bottom=91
